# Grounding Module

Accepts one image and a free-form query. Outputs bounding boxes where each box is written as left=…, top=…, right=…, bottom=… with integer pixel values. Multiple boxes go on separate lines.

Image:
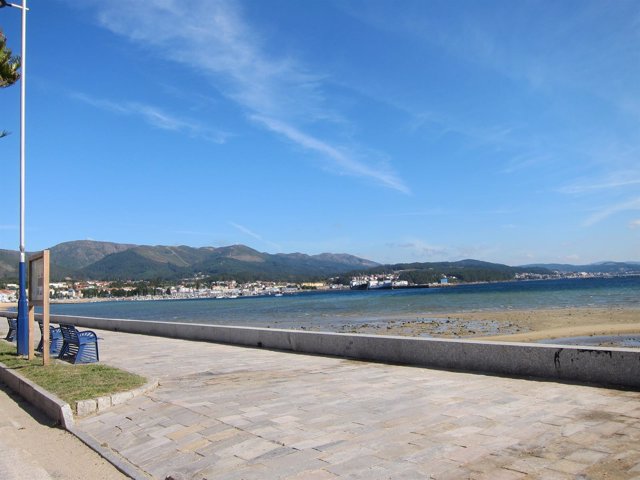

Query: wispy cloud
left=379, top=208, right=449, bottom=217
left=419, top=112, right=521, bottom=152
left=172, top=230, right=217, bottom=237
left=251, top=115, right=410, bottom=194
left=342, top=1, right=640, bottom=182
left=559, top=172, right=640, bottom=195
left=84, top=0, right=408, bottom=193
left=584, top=197, right=640, bottom=226
left=629, top=219, right=640, bottom=230
left=386, top=240, right=448, bottom=260
left=346, top=84, right=554, bottom=178
left=72, top=92, right=230, bottom=143
left=501, top=153, right=553, bottom=174
left=383, top=239, right=499, bottom=263
left=229, top=222, right=281, bottom=250
left=358, top=1, right=639, bottom=100
left=379, top=207, right=517, bottom=218
left=229, top=222, right=262, bottom=241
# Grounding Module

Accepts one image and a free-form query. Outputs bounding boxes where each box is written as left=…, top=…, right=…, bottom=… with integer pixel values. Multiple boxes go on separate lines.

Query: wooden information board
left=28, top=250, right=50, bottom=364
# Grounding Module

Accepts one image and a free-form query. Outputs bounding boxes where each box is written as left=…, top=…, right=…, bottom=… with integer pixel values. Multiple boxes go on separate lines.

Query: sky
left=0, top=0, right=639, bottom=266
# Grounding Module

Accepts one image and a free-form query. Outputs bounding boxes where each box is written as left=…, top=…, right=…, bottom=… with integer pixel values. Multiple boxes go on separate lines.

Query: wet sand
left=338, top=307, right=640, bottom=344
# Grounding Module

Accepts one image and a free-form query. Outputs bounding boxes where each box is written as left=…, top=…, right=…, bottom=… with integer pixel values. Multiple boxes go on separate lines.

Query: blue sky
left=1, top=0, right=639, bottom=265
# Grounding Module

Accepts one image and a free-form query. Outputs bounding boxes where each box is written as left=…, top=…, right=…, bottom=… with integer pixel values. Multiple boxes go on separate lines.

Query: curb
left=75, top=379, right=159, bottom=417
left=68, top=425, right=151, bottom=480
left=0, top=361, right=74, bottom=428
left=0, top=359, right=154, bottom=480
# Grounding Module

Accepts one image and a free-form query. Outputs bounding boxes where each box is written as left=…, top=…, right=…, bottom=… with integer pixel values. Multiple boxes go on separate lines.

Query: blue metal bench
left=5, top=318, right=17, bottom=342
left=58, top=323, right=100, bottom=364
left=36, top=321, right=63, bottom=356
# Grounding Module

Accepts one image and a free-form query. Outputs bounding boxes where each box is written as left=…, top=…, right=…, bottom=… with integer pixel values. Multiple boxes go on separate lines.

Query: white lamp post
left=1, top=0, right=29, bottom=355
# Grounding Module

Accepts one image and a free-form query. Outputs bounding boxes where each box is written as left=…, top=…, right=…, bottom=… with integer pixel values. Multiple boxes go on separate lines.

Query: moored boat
left=350, top=281, right=368, bottom=290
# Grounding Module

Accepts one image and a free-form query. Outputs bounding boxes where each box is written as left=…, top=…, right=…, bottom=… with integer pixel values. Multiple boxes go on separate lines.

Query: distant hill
left=51, top=240, right=136, bottom=271
left=520, top=261, right=640, bottom=274
left=0, top=240, right=380, bottom=281
left=0, top=249, right=19, bottom=279
left=80, top=243, right=380, bottom=281
left=352, top=259, right=554, bottom=284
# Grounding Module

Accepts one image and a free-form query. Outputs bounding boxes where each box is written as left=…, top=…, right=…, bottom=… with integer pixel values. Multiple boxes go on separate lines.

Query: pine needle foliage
left=0, top=29, right=21, bottom=87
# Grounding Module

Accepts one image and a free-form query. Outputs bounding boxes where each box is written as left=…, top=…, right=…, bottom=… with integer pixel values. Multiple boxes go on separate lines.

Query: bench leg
left=58, top=342, right=68, bottom=359
left=58, top=342, right=78, bottom=360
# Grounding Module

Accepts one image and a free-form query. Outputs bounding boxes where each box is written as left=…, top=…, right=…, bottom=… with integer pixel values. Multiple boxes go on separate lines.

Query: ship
left=367, top=280, right=392, bottom=290
left=350, top=279, right=393, bottom=290
left=350, top=280, right=368, bottom=290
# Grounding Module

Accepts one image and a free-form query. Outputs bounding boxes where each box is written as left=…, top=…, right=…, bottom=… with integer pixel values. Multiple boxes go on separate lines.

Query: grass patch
left=0, top=340, right=146, bottom=405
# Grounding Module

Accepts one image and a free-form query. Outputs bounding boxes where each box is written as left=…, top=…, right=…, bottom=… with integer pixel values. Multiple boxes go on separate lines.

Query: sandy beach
left=338, top=306, right=640, bottom=344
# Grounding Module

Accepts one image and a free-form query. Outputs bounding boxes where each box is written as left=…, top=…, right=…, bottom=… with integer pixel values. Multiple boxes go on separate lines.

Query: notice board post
left=28, top=250, right=50, bottom=365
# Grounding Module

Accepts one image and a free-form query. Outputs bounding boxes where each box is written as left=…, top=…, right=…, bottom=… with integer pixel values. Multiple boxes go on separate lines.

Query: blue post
left=16, top=258, right=28, bottom=355
left=1, top=0, right=31, bottom=356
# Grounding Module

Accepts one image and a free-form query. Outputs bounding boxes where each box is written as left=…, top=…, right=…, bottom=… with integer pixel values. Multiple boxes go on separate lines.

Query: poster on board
left=29, top=255, right=45, bottom=304
left=28, top=250, right=50, bottom=363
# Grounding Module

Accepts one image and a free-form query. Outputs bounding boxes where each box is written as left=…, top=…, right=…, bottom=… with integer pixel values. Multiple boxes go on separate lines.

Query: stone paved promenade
left=71, top=328, right=640, bottom=480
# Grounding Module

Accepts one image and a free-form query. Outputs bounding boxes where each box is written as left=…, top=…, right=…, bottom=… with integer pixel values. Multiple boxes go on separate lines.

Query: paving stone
left=506, top=456, right=551, bottom=475
left=258, top=449, right=329, bottom=477
left=411, top=457, right=462, bottom=477
left=443, top=445, right=491, bottom=464
left=471, top=468, right=526, bottom=480
left=565, top=448, right=609, bottom=464
left=148, top=423, right=185, bottom=439
left=318, top=445, right=378, bottom=465
left=547, top=458, right=588, bottom=475
left=324, top=454, right=384, bottom=476
left=199, top=462, right=269, bottom=480
left=177, top=436, right=210, bottom=453
left=165, top=424, right=205, bottom=441
left=247, top=445, right=298, bottom=464
left=146, top=451, right=202, bottom=479
left=282, top=468, right=337, bottom=480
left=536, top=468, right=575, bottom=479
left=69, top=328, right=640, bottom=480
left=215, top=437, right=280, bottom=461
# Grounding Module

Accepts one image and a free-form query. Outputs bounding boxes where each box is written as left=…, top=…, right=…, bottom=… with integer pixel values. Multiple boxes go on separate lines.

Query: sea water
left=47, top=276, right=640, bottom=331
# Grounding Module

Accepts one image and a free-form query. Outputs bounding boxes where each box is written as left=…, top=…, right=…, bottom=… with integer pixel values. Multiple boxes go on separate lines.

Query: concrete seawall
left=2, top=310, right=639, bottom=389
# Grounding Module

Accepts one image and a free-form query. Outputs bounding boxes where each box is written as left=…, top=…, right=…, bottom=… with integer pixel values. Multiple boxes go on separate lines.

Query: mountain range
left=521, top=262, right=640, bottom=274
left=0, top=240, right=638, bottom=282
left=0, top=240, right=380, bottom=281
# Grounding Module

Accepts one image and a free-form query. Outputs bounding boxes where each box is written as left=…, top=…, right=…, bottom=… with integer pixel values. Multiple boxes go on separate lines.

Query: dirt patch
left=0, top=383, right=127, bottom=479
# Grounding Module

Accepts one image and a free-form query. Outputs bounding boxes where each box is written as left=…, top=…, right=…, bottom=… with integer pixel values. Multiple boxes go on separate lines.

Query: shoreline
left=331, top=306, right=640, bottom=344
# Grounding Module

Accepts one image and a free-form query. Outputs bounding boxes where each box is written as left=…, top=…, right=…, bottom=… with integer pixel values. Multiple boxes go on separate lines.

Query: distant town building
left=0, top=289, right=16, bottom=302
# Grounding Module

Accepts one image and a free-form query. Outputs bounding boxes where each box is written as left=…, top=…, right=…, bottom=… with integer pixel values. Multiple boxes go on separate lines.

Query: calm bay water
left=48, top=277, right=640, bottom=330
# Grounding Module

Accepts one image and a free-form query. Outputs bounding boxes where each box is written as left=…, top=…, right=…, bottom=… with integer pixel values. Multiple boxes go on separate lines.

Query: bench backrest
left=59, top=323, right=79, bottom=343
